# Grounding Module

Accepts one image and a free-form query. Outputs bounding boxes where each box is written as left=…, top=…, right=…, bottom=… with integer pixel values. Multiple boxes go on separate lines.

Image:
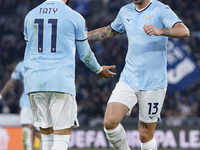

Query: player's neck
left=135, top=0, right=152, bottom=11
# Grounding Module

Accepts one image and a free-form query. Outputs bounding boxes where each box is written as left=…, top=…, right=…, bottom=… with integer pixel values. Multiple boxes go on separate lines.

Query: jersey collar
left=135, top=0, right=153, bottom=13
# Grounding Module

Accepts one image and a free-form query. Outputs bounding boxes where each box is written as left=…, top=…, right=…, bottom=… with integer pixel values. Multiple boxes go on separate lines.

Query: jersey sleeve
left=11, top=63, right=22, bottom=80
left=75, top=14, right=87, bottom=41
left=111, top=8, right=125, bottom=33
left=76, top=40, right=100, bottom=72
left=160, top=5, right=182, bottom=28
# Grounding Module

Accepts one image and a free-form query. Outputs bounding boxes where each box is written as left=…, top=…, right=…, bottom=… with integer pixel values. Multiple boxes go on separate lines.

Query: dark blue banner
left=167, top=40, right=200, bottom=93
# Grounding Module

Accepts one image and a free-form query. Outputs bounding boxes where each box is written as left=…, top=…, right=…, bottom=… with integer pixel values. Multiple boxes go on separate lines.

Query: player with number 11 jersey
left=24, top=0, right=92, bottom=95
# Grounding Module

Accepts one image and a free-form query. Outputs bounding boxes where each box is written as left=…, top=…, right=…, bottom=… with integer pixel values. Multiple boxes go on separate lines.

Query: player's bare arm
left=143, top=22, right=190, bottom=38
left=88, top=25, right=119, bottom=41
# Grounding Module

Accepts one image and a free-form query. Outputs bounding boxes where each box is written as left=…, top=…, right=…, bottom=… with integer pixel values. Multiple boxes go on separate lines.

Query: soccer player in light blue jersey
left=0, top=61, right=39, bottom=150
left=23, top=0, right=116, bottom=150
left=88, top=0, right=190, bottom=149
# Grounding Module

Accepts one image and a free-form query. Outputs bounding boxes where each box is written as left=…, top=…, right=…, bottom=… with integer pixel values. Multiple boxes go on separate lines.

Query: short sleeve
left=160, top=5, right=182, bottom=28
left=11, top=63, right=22, bottom=80
left=111, top=8, right=125, bottom=33
left=75, top=14, right=87, bottom=41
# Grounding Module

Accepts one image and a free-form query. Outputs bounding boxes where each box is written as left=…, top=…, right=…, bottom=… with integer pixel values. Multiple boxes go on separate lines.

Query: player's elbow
left=183, top=28, right=190, bottom=37
left=180, top=24, right=190, bottom=37
left=178, top=26, right=190, bottom=38
left=174, top=23, right=190, bottom=38
left=176, top=28, right=190, bottom=38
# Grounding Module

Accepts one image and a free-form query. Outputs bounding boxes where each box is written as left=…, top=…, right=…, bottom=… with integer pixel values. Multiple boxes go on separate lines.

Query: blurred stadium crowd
left=0, top=0, right=200, bottom=127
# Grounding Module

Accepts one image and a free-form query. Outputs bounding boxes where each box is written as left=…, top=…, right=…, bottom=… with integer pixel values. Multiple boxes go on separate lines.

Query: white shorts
left=108, top=81, right=166, bottom=123
left=20, top=107, right=33, bottom=125
left=29, top=92, right=79, bottom=130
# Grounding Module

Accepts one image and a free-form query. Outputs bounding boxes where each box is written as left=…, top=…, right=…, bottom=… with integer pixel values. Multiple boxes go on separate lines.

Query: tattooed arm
left=143, top=22, right=190, bottom=38
left=87, top=25, right=119, bottom=41
left=161, top=22, right=190, bottom=38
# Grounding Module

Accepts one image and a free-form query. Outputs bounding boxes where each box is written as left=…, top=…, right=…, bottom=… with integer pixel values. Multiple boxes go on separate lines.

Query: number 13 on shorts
left=139, top=88, right=166, bottom=123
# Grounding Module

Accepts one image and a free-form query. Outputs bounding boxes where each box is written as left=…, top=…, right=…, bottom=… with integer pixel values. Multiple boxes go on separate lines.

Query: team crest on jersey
left=145, top=15, right=152, bottom=24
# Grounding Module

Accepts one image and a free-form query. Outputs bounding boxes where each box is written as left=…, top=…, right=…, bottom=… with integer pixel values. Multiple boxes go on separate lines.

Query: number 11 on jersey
left=34, top=19, right=58, bottom=53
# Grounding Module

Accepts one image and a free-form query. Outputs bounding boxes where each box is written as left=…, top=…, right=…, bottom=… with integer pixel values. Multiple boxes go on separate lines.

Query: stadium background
left=0, top=0, right=200, bottom=149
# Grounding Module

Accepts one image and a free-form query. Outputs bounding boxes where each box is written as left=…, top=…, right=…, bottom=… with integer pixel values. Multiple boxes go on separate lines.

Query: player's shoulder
left=24, top=9, right=34, bottom=20
left=67, top=8, right=85, bottom=25
left=152, top=0, right=170, bottom=10
left=120, top=2, right=134, bottom=12
left=25, top=2, right=44, bottom=19
left=69, top=7, right=85, bottom=21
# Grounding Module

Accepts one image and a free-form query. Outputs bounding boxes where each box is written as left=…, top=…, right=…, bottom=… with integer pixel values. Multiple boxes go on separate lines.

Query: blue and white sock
left=140, top=137, right=157, bottom=150
left=51, top=135, right=71, bottom=150
left=104, top=124, right=131, bottom=150
left=41, top=133, right=54, bottom=150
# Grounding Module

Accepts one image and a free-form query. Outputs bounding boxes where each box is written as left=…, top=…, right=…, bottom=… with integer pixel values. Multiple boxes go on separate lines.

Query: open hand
left=98, top=65, right=116, bottom=79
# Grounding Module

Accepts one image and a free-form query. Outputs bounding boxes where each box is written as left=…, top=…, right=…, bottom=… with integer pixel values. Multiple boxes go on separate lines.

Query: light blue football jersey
left=11, top=61, right=30, bottom=108
left=111, top=0, right=182, bottom=90
left=24, top=0, right=100, bottom=95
